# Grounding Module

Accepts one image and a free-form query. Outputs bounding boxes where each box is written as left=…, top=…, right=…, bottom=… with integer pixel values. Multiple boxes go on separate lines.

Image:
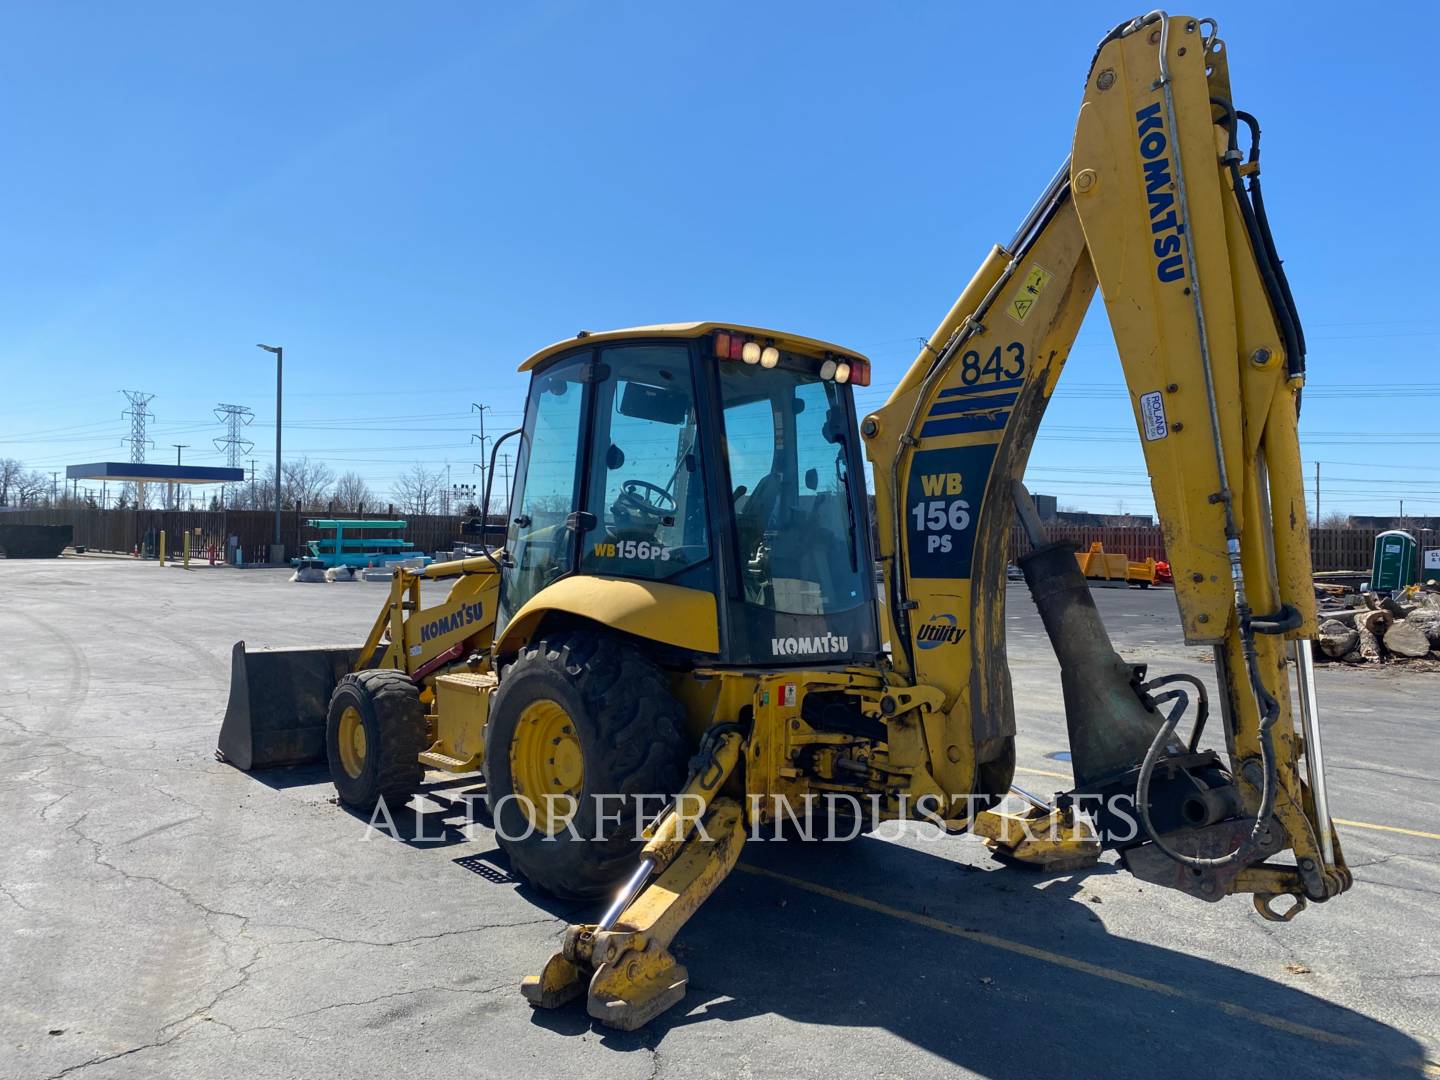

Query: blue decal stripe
left=919, top=411, right=1011, bottom=437
left=937, top=378, right=1025, bottom=399
left=927, top=392, right=1019, bottom=418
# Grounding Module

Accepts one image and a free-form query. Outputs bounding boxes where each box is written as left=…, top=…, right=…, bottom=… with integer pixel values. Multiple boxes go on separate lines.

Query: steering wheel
left=613, top=479, right=677, bottom=523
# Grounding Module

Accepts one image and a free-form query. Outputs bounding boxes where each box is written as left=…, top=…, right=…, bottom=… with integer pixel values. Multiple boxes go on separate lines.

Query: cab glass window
left=719, top=361, right=865, bottom=615
left=499, top=358, right=585, bottom=626
left=580, top=344, right=709, bottom=580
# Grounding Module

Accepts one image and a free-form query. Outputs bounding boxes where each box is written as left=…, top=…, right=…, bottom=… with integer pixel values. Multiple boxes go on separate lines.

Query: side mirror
left=804, top=468, right=819, bottom=491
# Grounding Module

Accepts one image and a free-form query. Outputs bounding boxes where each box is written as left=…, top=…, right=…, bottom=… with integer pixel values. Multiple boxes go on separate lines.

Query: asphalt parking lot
left=2, top=556, right=1437, bottom=1079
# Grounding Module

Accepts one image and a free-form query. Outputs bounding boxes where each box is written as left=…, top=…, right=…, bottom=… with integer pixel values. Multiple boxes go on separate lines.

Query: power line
left=471, top=402, right=491, bottom=507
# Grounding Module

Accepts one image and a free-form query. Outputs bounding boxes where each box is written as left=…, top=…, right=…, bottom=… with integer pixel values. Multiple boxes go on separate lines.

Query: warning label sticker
left=1006, top=264, right=1053, bottom=323
left=1139, top=391, right=1169, bottom=441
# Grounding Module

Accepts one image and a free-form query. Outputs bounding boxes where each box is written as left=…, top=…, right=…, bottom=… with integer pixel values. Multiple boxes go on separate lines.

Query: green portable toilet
left=1370, top=530, right=1417, bottom=593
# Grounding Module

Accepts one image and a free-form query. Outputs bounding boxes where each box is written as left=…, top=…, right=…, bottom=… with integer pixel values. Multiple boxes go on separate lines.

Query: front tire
left=326, top=670, right=427, bottom=810
left=484, top=631, right=688, bottom=900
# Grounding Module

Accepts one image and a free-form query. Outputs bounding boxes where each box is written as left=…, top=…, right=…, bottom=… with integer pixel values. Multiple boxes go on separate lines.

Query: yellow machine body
left=219, top=12, right=1349, bottom=1034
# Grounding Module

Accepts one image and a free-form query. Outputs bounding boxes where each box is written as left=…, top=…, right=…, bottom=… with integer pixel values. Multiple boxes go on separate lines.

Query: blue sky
left=2, top=2, right=1436, bottom=517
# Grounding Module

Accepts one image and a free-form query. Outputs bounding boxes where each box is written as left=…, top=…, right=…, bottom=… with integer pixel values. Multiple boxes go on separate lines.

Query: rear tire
left=485, top=630, right=688, bottom=900
left=326, top=670, right=428, bottom=810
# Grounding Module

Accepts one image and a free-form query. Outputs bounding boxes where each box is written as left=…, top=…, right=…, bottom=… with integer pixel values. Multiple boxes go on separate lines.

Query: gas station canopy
left=66, top=462, right=245, bottom=485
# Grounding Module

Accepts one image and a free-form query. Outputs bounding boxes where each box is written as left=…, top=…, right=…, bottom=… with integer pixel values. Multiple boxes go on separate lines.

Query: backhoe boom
left=861, top=11, right=1345, bottom=913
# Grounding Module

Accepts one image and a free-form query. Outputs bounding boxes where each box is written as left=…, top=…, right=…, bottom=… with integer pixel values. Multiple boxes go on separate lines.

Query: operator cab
left=497, top=323, right=880, bottom=667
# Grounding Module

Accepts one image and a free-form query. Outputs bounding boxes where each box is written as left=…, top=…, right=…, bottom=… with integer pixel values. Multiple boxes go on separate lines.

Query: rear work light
left=713, top=330, right=748, bottom=361
left=713, top=331, right=870, bottom=386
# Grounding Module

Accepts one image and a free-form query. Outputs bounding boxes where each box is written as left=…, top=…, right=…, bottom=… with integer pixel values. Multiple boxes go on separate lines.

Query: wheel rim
left=337, top=704, right=368, bottom=779
left=510, top=699, right=584, bottom=835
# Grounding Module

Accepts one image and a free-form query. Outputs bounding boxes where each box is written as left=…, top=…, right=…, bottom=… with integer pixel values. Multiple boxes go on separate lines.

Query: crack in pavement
left=42, top=1038, right=170, bottom=1080
left=1327, top=763, right=1439, bottom=786
left=0, top=880, right=33, bottom=911
left=243, top=980, right=513, bottom=1029
left=1350, top=875, right=1440, bottom=898
left=267, top=914, right=565, bottom=950
left=118, top=814, right=204, bottom=848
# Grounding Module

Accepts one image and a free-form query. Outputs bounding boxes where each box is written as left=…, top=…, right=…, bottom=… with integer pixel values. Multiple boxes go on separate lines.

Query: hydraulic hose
left=1211, top=97, right=1307, bottom=386
left=1142, top=17, right=1279, bottom=870
left=1135, top=672, right=1277, bottom=869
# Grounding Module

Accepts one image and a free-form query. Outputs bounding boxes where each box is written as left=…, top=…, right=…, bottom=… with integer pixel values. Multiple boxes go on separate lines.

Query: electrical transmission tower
left=121, top=391, right=155, bottom=462
left=213, top=404, right=255, bottom=507
left=121, top=390, right=156, bottom=507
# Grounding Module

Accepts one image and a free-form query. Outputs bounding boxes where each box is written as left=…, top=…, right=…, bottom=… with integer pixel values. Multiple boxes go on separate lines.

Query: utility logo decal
left=1135, top=103, right=1186, bottom=284
left=916, top=613, right=967, bottom=650
left=771, top=634, right=849, bottom=657
left=1007, top=264, right=1053, bottom=323
left=1139, top=391, right=1169, bottom=441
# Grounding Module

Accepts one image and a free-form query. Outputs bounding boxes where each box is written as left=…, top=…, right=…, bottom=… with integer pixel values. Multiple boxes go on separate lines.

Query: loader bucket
left=217, top=641, right=363, bottom=770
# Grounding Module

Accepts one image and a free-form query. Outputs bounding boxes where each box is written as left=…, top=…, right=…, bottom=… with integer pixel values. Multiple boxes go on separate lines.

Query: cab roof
left=517, top=321, right=870, bottom=372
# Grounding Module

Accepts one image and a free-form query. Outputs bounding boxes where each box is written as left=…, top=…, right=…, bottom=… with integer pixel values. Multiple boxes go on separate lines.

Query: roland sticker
left=1006, top=264, right=1053, bottom=323
left=1139, top=391, right=1169, bottom=441
left=781, top=684, right=797, bottom=708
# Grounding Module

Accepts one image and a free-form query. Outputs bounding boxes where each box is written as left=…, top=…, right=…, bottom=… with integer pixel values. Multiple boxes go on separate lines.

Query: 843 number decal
left=959, top=341, right=1025, bottom=386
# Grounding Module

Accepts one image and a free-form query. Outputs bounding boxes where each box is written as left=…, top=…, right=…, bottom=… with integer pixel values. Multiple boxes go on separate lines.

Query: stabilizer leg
left=522, top=728, right=746, bottom=1029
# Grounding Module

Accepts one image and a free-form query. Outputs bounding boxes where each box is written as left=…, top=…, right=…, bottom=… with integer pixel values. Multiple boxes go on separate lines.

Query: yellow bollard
left=159, top=530, right=166, bottom=566
left=183, top=530, right=191, bottom=569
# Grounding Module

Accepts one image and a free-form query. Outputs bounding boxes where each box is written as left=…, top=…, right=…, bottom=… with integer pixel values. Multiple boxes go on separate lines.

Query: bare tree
left=13, top=470, right=48, bottom=506
left=0, top=458, right=22, bottom=506
left=393, top=463, right=443, bottom=516
left=285, top=457, right=333, bottom=510
left=1317, top=511, right=1351, bottom=529
left=333, top=472, right=373, bottom=513
left=253, top=457, right=334, bottom=510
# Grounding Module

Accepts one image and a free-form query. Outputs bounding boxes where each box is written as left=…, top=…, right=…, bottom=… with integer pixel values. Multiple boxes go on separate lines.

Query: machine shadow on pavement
left=513, top=835, right=1427, bottom=1079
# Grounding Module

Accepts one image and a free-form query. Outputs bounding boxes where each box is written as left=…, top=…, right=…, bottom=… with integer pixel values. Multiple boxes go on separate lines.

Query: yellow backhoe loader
left=218, top=11, right=1349, bottom=1031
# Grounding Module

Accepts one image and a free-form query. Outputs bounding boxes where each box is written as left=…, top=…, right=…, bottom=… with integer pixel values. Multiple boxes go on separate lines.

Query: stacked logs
left=1314, top=592, right=1440, bottom=664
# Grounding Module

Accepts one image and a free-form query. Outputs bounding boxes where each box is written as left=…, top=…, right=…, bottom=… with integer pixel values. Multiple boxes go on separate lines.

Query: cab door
left=497, top=353, right=589, bottom=632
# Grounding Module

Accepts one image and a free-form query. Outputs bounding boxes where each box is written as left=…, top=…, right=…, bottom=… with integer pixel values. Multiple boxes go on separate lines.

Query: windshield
left=719, top=361, right=866, bottom=615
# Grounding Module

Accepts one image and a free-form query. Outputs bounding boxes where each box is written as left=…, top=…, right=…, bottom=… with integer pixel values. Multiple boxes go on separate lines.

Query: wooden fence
left=3, top=508, right=1433, bottom=575
left=0, top=507, right=502, bottom=565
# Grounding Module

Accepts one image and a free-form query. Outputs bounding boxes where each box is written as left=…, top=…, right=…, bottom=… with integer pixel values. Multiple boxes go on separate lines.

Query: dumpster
left=1370, top=530, right=1417, bottom=594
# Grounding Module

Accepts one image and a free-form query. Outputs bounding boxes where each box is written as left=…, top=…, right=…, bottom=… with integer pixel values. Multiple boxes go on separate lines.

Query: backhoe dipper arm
left=862, top=12, right=1348, bottom=913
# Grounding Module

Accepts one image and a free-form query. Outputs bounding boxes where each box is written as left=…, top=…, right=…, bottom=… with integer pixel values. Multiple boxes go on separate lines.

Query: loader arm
left=863, top=11, right=1347, bottom=912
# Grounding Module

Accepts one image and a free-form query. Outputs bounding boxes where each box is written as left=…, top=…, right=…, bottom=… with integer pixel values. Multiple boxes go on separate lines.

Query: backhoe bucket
left=217, top=641, right=363, bottom=770
left=1018, top=541, right=1184, bottom=788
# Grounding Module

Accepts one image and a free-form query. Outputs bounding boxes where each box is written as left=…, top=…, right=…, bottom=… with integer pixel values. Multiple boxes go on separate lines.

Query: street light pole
left=171, top=444, right=189, bottom=510
left=257, top=344, right=283, bottom=552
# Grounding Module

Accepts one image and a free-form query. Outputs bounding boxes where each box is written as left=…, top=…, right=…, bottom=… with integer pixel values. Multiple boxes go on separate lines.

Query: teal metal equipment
left=1369, top=529, right=1417, bottom=594
left=299, top=519, right=432, bottom=569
